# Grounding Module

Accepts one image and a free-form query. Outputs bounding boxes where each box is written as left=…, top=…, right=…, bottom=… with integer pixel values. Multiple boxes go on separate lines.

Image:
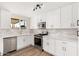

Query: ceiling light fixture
left=33, top=3, right=43, bottom=11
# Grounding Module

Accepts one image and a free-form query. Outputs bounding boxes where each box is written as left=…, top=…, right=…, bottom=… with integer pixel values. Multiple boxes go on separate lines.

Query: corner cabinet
left=0, top=8, right=11, bottom=29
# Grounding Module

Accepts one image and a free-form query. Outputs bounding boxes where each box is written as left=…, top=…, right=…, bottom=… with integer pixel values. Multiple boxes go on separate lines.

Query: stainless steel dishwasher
left=3, top=37, right=17, bottom=54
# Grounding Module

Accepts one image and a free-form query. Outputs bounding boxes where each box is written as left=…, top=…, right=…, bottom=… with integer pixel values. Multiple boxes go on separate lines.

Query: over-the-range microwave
left=38, top=22, right=46, bottom=29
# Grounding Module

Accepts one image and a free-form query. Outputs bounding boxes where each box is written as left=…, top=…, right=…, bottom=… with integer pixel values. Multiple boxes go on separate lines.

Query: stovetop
left=34, top=33, right=48, bottom=37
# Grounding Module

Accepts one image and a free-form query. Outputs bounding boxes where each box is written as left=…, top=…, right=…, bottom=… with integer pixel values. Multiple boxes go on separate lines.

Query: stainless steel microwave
left=38, top=22, right=46, bottom=29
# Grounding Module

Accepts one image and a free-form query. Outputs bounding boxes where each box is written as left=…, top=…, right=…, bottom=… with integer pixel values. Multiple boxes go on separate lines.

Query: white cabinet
left=30, top=3, right=78, bottom=29
left=66, top=45, right=77, bottom=56
left=30, top=16, right=38, bottom=29
left=55, top=40, right=66, bottom=56
left=60, top=5, right=73, bottom=28
left=17, top=35, right=33, bottom=50
left=77, top=3, right=79, bottom=20
left=55, top=40, right=77, bottom=56
left=72, top=3, right=78, bottom=28
left=24, top=35, right=34, bottom=46
left=48, top=39, right=55, bottom=55
left=17, top=36, right=25, bottom=50
left=78, top=37, right=79, bottom=56
left=43, top=36, right=49, bottom=52
left=0, top=8, right=11, bottom=29
left=43, top=36, right=55, bottom=55
left=30, top=14, right=46, bottom=29
left=46, top=9, right=60, bottom=28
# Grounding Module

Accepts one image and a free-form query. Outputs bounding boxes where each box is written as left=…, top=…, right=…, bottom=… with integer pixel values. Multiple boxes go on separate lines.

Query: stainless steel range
left=34, top=31, right=48, bottom=50
left=34, top=34, right=43, bottom=50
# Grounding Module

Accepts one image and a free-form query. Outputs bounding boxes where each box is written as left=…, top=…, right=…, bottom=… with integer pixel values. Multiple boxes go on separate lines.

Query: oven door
left=34, top=36, right=42, bottom=48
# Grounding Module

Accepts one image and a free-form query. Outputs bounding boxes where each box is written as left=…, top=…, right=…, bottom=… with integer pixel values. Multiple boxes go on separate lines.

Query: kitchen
left=0, top=2, right=78, bottom=56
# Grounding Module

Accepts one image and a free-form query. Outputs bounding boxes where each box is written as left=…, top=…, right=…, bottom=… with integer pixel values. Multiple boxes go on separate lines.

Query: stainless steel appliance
left=3, top=37, right=17, bottom=54
left=34, top=34, right=43, bottom=50
left=38, top=22, right=46, bottom=29
left=34, top=31, right=48, bottom=50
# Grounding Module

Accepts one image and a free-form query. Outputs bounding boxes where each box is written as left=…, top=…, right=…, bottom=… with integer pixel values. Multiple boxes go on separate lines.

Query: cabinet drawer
left=66, top=41, right=77, bottom=47
left=55, top=40, right=66, bottom=46
left=55, top=40, right=77, bottom=47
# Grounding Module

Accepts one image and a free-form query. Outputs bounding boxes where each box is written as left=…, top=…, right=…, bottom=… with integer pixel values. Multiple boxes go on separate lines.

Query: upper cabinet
left=60, top=5, right=73, bottom=28
left=60, top=3, right=78, bottom=28
left=72, top=3, right=78, bottom=27
left=46, top=3, right=78, bottom=29
left=30, top=3, right=78, bottom=29
left=0, top=8, right=11, bottom=29
left=46, top=9, right=60, bottom=28
left=30, top=14, right=47, bottom=29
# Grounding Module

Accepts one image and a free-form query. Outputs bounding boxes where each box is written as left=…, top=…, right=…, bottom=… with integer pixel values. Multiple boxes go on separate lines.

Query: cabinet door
left=23, top=35, right=34, bottom=47
left=55, top=40, right=65, bottom=56
left=17, top=36, right=24, bottom=50
left=0, top=9, right=11, bottom=29
left=66, top=46, right=77, bottom=56
left=46, top=9, right=60, bottom=28
left=43, top=41, right=49, bottom=52
left=66, top=41, right=77, bottom=56
left=30, top=15, right=42, bottom=29
left=30, top=16, right=38, bottom=29
left=43, top=36, right=49, bottom=52
left=49, top=39, right=55, bottom=55
left=61, top=5, right=72, bottom=28
left=77, top=3, right=79, bottom=20
left=24, top=36, right=30, bottom=47
left=72, top=3, right=78, bottom=28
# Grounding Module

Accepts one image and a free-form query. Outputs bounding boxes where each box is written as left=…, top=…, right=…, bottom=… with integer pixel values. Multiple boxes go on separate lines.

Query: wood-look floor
left=4, top=46, right=52, bottom=56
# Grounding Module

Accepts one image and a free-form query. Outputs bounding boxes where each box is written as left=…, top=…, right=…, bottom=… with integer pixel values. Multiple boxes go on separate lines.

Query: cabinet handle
left=23, top=39, right=25, bottom=41
left=47, top=42, right=49, bottom=45
left=62, top=47, right=66, bottom=51
left=65, top=48, right=66, bottom=51
left=62, top=42, right=66, bottom=44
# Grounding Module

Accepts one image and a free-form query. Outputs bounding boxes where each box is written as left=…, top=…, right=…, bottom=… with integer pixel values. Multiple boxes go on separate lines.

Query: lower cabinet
left=17, top=36, right=25, bottom=50
left=55, top=40, right=77, bottom=56
left=17, top=35, right=33, bottom=50
left=43, top=36, right=55, bottom=55
left=43, top=36, right=77, bottom=56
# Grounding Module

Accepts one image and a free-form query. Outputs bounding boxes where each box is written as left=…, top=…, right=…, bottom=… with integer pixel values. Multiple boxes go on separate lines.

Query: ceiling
left=0, top=2, right=73, bottom=17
